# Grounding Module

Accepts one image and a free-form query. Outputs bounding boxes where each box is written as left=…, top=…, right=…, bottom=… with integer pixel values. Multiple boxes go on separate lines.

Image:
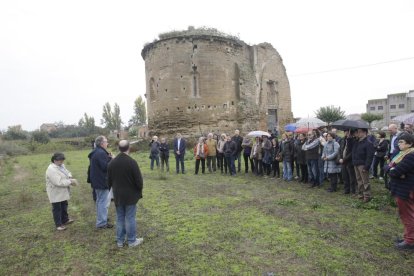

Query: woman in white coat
left=45, top=152, right=78, bottom=231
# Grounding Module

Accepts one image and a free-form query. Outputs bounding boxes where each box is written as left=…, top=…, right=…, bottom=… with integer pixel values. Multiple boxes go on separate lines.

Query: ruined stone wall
left=141, top=30, right=293, bottom=138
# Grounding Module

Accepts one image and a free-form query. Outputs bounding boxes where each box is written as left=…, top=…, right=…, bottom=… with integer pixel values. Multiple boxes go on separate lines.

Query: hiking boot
left=63, top=218, right=75, bottom=225
left=129, top=238, right=144, bottom=247
left=97, top=223, right=114, bottom=230
left=56, top=226, right=66, bottom=231
left=395, top=241, right=414, bottom=250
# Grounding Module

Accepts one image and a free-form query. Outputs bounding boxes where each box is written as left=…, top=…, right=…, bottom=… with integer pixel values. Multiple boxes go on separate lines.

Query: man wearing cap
left=107, top=140, right=144, bottom=248
left=88, top=136, right=113, bottom=229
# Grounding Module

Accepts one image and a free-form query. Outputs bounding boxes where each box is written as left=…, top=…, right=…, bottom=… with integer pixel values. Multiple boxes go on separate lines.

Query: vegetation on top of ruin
left=158, top=26, right=242, bottom=42
left=141, top=26, right=244, bottom=58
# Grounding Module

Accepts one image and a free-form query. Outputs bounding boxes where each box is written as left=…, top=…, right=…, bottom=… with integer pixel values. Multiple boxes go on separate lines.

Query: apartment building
left=366, top=90, right=414, bottom=127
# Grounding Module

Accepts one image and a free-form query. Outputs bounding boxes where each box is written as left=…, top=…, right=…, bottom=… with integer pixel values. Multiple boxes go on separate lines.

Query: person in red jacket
left=194, top=137, right=208, bottom=174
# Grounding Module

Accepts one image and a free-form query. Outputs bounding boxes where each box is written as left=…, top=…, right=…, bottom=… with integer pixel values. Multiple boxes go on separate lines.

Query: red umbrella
left=295, top=127, right=313, bottom=134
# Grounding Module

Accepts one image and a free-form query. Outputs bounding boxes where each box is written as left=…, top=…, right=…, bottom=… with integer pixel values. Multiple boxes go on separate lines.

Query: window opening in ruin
left=192, top=64, right=200, bottom=97
left=165, top=89, right=168, bottom=92
left=223, top=104, right=227, bottom=108
left=149, top=78, right=156, bottom=101
left=202, top=105, right=205, bottom=109
left=267, top=80, right=278, bottom=105
left=231, top=101, right=234, bottom=105
left=267, top=109, right=278, bottom=132
left=177, top=107, right=180, bottom=110
left=193, top=45, right=198, bottom=50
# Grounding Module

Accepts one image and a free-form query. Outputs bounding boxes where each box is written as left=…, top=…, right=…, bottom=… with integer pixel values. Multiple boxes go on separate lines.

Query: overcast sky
left=1, top=0, right=414, bottom=131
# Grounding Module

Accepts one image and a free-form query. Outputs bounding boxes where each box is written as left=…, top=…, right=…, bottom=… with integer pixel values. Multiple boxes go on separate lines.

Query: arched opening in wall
left=267, top=80, right=278, bottom=105
left=149, top=78, right=156, bottom=101
left=267, top=109, right=278, bottom=133
left=234, top=63, right=240, bottom=100
left=192, top=65, right=200, bottom=97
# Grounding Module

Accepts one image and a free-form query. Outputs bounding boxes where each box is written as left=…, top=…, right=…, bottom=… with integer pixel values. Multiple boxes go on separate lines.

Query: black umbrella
left=331, top=119, right=370, bottom=130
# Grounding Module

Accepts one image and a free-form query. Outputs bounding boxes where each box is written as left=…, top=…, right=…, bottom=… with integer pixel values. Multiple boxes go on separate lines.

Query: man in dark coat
left=339, top=129, right=357, bottom=194
left=107, top=140, right=143, bottom=248
left=231, top=130, right=243, bottom=173
left=88, top=135, right=113, bottom=229
left=352, top=128, right=375, bottom=202
left=173, top=133, right=186, bottom=174
left=224, top=135, right=237, bottom=176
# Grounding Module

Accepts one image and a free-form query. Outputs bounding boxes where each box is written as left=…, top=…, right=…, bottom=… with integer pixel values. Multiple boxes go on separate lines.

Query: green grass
left=0, top=150, right=413, bottom=275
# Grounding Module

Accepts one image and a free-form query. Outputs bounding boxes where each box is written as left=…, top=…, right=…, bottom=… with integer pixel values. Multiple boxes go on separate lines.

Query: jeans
left=372, top=156, right=385, bottom=178
left=300, top=164, right=308, bottom=182
left=243, top=153, right=254, bottom=173
left=175, top=154, right=185, bottom=173
left=195, top=158, right=206, bottom=174
left=116, top=204, right=137, bottom=245
left=217, top=153, right=224, bottom=172
left=235, top=152, right=242, bottom=172
left=318, top=158, right=325, bottom=185
left=95, top=189, right=110, bottom=227
left=282, top=160, right=292, bottom=181
left=342, top=163, right=357, bottom=193
left=160, top=155, right=169, bottom=172
left=150, top=155, right=159, bottom=170
left=307, top=159, right=319, bottom=185
left=207, top=156, right=216, bottom=172
left=272, top=160, right=280, bottom=177
left=52, top=200, right=69, bottom=227
left=225, top=155, right=236, bottom=175
left=254, top=158, right=263, bottom=176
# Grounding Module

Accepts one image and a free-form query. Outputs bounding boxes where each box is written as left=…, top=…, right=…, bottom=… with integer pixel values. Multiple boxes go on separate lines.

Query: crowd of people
left=44, top=122, right=414, bottom=251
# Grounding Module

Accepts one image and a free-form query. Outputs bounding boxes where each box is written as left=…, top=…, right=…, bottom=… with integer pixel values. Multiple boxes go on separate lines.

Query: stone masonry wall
left=141, top=30, right=293, bottom=138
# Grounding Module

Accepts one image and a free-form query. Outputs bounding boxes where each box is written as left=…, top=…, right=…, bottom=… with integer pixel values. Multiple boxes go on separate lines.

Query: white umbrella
left=392, top=113, right=414, bottom=124
left=247, top=130, right=271, bottom=137
left=295, top=117, right=327, bottom=128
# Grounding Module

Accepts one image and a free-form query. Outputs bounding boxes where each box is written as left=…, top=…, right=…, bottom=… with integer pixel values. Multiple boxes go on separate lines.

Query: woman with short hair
left=387, top=133, right=414, bottom=250
left=45, top=152, right=78, bottom=231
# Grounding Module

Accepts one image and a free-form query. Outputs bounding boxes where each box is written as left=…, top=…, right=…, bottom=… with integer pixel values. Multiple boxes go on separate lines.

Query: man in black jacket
left=107, top=140, right=144, bottom=248
left=352, top=128, right=375, bottom=202
left=339, top=129, right=357, bottom=194
left=89, top=136, right=113, bottom=229
left=231, top=130, right=243, bottom=173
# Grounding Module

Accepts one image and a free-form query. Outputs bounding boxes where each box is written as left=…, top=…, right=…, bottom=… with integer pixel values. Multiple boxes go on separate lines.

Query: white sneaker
left=129, top=238, right=144, bottom=247
left=379, top=177, right=384, bottom=180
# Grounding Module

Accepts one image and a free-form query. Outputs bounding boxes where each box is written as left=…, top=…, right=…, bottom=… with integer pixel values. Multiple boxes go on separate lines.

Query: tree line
left=1, top=96, right=147, bottom=143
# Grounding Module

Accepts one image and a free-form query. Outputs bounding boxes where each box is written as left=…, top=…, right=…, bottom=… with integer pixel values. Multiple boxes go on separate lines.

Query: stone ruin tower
left=141, top=27, right=293, bottom=137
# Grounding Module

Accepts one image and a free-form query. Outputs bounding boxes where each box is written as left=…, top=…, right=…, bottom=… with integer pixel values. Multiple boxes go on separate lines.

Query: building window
left=370, top=106, right=375, bottom=111
left=390, top=105, right=396, bottom=109
left=399, top=103, right=405, bottom=109
left=378, top=106, right=383, bottom=110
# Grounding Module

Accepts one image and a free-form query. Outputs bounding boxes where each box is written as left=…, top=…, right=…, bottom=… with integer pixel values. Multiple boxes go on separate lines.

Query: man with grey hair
left=206, top=133, right=217, bottom=173
left=388, top=124, right=402, bottom=159
left=88, top=135, right=113, bottom=229
left=107, top=140, right=144, bottom=248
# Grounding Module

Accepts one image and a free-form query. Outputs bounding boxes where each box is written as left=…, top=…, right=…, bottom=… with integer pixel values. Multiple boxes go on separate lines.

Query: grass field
left=0, top=150, right=413, bottom=275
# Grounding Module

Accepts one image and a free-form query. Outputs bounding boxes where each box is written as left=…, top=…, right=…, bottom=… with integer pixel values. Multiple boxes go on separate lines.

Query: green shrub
left=31, top=130, right=50, bottom=144
left=0, top=141, right=29, bottom=156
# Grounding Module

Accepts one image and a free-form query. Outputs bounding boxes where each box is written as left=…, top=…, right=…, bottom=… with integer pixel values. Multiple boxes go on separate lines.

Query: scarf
left=391, top=147, right=414, bottom=165
left=196, top=143, right=205, bottom=158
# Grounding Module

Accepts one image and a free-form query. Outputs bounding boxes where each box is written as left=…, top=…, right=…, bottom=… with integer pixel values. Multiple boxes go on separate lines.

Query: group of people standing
left=45, top=136, right=144, bottom=248
left=45, top=122, right=414, bottom=251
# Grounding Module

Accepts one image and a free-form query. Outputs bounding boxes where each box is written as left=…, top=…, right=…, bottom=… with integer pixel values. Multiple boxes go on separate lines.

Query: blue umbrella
left=284, top=123, right=297, bottom=132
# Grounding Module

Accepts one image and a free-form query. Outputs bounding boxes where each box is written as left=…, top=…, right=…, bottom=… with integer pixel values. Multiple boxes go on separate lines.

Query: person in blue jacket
left=88, top=136, right=113, bottom=229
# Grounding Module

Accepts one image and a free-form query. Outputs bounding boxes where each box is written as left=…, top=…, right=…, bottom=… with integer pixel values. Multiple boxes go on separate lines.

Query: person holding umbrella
left=352, top=128, right=375, bottom=202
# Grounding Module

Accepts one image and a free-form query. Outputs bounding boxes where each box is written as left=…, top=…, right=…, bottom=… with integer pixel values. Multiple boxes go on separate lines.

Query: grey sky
left=1, top=0, right=414, bottom=131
